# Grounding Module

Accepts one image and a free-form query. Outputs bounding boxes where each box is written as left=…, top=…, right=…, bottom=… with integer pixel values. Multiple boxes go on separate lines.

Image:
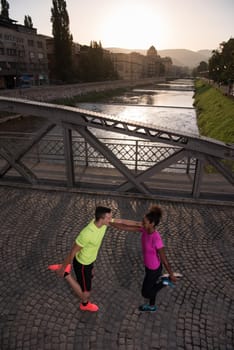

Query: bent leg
left=65, top=274, right=83, bottom=299
left=65, top=274, right=91, bottom=304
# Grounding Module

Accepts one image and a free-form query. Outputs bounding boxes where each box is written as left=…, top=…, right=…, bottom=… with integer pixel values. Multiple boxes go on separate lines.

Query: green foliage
left=50, top=2, right=117, bottom=83
left=194, top=80, right=234, bottom=143
left=209, top=38, right=234, bottom=83
left=24, top=15, right=33, bottom=28
left=51, top=0, right=73, bottom=82
left=77, top=42, right=118, bottom=82
left=198, top=61, right=209, bottom=72
left=193, top=61, right=209, bottom=77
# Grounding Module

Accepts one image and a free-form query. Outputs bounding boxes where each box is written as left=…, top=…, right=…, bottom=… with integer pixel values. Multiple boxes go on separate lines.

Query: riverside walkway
left=0, top=185, right=233, bottom=350
left=0, top=78, right=165, bottom=102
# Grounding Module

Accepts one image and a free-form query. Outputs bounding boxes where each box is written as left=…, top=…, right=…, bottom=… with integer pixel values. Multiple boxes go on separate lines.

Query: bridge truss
left=0, top=97, right=233, bottom=199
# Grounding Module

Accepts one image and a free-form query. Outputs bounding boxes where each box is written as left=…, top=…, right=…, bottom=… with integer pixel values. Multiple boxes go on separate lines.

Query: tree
left=51, top=0, right=73, bottom=82
left=197, top=61, right=208, bottom=73
left=1, top=0, right=9, bottom=18
left=209, top=38, right=234, bottom=83
left=77, top=41, right=118, bottom=82
left=24, top=15, right=33, bottom=28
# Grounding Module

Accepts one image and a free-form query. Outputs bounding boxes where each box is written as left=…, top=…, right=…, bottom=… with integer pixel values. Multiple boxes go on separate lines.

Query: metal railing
left=0, top=97, right=233, bottom=198
left=0, top=131, right=196, bottom=173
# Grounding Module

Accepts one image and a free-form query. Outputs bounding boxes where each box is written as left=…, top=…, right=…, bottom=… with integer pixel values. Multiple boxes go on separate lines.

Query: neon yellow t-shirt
left=75, top=219, right=107, bottom=265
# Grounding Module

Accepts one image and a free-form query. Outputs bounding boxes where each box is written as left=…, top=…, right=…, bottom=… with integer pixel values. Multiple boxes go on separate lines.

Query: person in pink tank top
left=111, top=205, right=176, bottom=312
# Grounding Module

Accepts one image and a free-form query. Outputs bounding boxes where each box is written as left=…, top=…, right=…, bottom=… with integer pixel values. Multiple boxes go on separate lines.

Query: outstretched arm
left=110, top=218, right=142, bottom=232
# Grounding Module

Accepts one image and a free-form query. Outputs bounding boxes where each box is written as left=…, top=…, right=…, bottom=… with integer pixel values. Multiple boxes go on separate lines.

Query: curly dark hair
left=145, top=205, right=162, bottom=226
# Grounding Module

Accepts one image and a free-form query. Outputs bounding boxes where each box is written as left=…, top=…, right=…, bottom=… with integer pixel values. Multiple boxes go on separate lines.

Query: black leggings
left=141, top=265, right=164, bottom=305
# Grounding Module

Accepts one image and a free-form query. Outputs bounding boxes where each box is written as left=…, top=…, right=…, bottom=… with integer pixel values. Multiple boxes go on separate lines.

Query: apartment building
left=112, top=51, right=145, bottom=80
left=0, top=16, right=49, bottom=88
left=143, top=46, right=162, bottom=77
left=111, top=46, right=172, bottom=80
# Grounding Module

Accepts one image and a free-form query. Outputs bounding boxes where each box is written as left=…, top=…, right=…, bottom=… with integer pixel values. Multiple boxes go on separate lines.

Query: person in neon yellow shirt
left=57, top=206, right=140, bottom=312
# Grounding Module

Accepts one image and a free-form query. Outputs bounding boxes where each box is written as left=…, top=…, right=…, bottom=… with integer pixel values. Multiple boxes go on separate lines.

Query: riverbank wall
left=0, top=77, right=165, bottom=102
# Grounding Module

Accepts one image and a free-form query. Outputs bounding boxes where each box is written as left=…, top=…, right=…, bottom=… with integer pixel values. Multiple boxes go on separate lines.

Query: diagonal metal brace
left=0, top=146, right=38, bottom=184
left=74, top=126, right=150, bottom=195
left=118, top=149, right=187, bottom=191
left=206, top=155, right=234, bottom=185
left=0, top=121, right=55, bottom=177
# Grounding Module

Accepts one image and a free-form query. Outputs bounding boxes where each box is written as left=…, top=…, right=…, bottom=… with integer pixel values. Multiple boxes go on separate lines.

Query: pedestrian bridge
left=0, top=97, right=233, bottom=200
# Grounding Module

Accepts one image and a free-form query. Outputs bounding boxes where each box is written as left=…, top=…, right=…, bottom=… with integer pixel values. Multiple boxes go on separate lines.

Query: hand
left=56, top=265, right=66, bottom=278
left=170, top=274, right=177, bottom=283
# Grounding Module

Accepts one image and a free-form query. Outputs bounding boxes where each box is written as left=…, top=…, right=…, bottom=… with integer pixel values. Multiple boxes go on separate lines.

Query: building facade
left=0, top=16, right=49, bottom=88
left=111, top=46, right=173, bottom=80
left=112, top=52, right=145, bottom=80
left=0, top=15, right=174, bottom=88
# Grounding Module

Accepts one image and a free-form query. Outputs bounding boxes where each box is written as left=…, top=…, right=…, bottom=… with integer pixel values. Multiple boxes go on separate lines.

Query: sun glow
left=101, top=4, right=167, bottom=49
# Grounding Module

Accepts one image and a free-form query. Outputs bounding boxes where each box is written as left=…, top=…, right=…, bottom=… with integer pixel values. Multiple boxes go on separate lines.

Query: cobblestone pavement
left=0, top=186, right=233, bottom=350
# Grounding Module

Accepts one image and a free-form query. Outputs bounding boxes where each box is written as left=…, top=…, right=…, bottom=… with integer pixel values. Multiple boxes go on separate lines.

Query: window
left=37, top=41, right=43, bottom=49
left=0, top=61, right=6, bottom=69
left=28, top=40, right=34, bottom=47
left=18, top=50, right=25, bottom=57
left=17, top=37, right=24, bottom=44
left=29, top=51, right=35, bottom=59
left=38, top=52, right=44, bottom=59
left=6, top=48, right=17, bottom=56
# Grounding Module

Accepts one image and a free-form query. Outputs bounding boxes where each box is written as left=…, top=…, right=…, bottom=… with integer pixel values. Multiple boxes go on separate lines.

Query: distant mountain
left=159, top=49, right=212, bottom=67
left=197, top=49, right=213, bottom=57
left=106, top=47, right=212, bottom=68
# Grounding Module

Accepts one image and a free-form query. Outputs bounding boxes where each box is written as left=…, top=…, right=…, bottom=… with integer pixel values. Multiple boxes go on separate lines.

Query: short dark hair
left=95, top=206, right=111, bottom=221
left=145, top=205, right=162, bottom=226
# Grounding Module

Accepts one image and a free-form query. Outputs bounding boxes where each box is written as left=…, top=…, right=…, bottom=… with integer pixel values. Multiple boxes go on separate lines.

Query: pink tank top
left=140, top=228, right=164, bottom=269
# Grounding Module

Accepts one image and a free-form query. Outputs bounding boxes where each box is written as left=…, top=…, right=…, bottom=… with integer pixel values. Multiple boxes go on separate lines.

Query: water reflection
left=76, top=79, right=199, bottom=137
left=116, top=79, right=195, bottom=108
left=130, top=90, right=194, bottom=108
left=77, top=103, right=198, bottom=136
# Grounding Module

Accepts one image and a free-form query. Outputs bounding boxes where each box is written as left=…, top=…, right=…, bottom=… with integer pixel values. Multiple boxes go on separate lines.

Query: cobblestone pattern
left=0, top=187, right=233, bottom=350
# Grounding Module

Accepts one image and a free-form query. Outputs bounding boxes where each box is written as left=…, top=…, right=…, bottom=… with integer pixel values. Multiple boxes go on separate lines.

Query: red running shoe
left=48, top=264, right=71, bottom=274
left=64, top=264, right=72, bottom=274
left=80, top=302, right=99, bottom=312
left=48, top=264, right=61, bottom=271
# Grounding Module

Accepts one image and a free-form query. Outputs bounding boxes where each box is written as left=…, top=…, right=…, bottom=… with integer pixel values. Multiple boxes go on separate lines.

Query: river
left=76, top=79, right=199, bottom=138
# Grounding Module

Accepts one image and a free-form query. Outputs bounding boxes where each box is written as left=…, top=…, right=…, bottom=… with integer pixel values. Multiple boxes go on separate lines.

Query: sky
left=7, top=0, right=234, bottom=52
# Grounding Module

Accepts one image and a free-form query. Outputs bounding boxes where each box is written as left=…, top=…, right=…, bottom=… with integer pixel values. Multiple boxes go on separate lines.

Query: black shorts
left=73, top=258, right=94, bottom=292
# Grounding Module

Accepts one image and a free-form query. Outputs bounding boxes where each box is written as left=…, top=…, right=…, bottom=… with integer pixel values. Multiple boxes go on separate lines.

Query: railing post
left=85, top=140, right=89, bottom=167
left=186, top=156, right=191, bottom=174
left=63, top=127, right=75, bottom=187
left=135, top=140, right=139, bottom=173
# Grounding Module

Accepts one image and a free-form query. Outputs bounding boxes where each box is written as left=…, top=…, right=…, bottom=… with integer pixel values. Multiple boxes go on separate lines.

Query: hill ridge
left=106, top=47, right=212, bottom=68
